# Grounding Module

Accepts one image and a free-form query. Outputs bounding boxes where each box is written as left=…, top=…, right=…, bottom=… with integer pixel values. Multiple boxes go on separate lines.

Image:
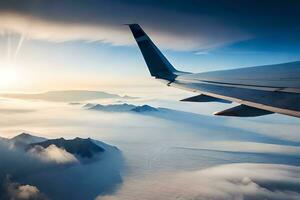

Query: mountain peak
left=10, top=133, right=47, bottom=146
left=15, top=132, right=31, bottom=138
left=131, top=105, right=158, bottom=113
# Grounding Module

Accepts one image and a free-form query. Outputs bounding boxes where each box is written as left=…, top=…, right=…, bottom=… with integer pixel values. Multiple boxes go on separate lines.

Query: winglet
left=127, top=24, right=148, bottom=39
left=127, top=24, right=179, bottom=81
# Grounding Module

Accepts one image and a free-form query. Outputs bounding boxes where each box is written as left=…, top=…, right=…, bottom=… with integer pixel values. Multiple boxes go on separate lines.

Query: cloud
left=0, top=12, right=131, bottom=45
left=0, top=108, right=35, bottom=114
left=3, top=177, right=48, bottom=200
left=194, top=51, right=210, bottom=55
left=0, top=1, right=299, bottom=53
left=0, top=99, right=300, bottom=199
left=198, top=141, right=300, bottom=156
left=227, top=119, right=300, bottom=142
left=0, top=1, right=250, bottom=50
left=28, top=144, right=79, bottom=164
left=98, top=163, right=300, bottom=200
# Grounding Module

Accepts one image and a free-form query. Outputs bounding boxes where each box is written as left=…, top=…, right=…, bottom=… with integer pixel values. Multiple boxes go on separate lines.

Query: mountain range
left=1, top=90, right=136, bottom=102
left=86, top=103, right=158, bottom=113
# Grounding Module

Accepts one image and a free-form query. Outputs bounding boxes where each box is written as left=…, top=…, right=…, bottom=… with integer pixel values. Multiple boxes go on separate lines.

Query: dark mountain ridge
left=9, top=132, right=47, bottom=146
left=29, top=137, right=105, bottom=158
left=1, top=133, right=116, bottom=160
left=87, top=103, right=158, bottom=113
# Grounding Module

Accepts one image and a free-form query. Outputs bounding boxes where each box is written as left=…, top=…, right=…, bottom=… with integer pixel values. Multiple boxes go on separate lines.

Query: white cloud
left=15, top=185, right=40, bottom=199
left=97, top=163, right=300, bottom=200
left=0, top=12, right=131, bottom=44
left=194, top=51, right=210, bottom=55
left=28, top=144, right=79, bottom=164
left=199, top=141, right=300, bottom=156
left=228, top=119, right=300, bottom=142
left=4, top=177, right=48, bottom=200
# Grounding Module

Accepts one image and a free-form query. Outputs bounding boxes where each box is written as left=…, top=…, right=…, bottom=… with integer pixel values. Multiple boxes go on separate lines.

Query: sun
left=0, top=64, right=20, bottom=89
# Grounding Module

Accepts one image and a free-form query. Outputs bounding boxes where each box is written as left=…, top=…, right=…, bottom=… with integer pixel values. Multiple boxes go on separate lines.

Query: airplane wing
left=127, top=24, right=300, bottom=118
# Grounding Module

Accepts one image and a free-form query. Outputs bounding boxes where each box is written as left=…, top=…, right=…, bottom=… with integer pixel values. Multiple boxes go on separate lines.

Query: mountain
left=87, top=103, right=158, bottom=113
left=83, top=103, right=97, bottom=108
left=29, top=137, right=105, bottom=158
left=89, top=103, right=136, bottom=112
left=9, top=133, right=47, bottom=147
left=123, top=95, right=138, bottom=99
left=3, top=133, right=116, bottom=160
left=0, top=136, right=7, bottom=143
left=1, top=90, right=135, bottom=102
left=131, top=105, right=158, bottom=113
left=69, top=102, right=82, bottom=105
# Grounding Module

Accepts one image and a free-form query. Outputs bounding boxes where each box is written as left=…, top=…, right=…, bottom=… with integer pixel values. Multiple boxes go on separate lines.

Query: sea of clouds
left=0, top=97, right=299, bottom=199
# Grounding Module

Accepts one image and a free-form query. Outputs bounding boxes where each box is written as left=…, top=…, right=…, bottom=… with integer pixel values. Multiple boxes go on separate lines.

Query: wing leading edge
left=128, top=24, right=300, bottom=118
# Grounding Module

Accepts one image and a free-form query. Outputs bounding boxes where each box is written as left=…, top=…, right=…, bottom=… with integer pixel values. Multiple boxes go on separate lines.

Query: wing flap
left=214, top=104, right=273, bottom=117
left=172, top=79, right=300, bottom=117
left=180, top=94, right=231, bottom=103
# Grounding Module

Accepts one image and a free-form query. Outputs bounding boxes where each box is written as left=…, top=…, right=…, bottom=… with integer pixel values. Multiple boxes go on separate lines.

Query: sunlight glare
left=0, top=63, right=19, bottom=89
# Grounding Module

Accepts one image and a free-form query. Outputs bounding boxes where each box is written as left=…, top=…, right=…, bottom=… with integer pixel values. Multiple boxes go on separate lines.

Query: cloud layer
left=0, top=98, right=300, bottom=199
left=99, top=163, right=300, bottom=200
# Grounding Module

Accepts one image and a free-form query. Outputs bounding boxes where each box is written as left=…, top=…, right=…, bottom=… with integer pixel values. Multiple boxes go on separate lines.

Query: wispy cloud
left=0, top=1, right=250, bottom=50
left=197, top=141, right=300, bottom=156
left=194, top=51, right=210, bottom=55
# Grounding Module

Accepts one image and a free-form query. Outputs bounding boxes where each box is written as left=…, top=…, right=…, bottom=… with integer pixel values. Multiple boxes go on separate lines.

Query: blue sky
left=0, top=0, right=299, bottom=92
